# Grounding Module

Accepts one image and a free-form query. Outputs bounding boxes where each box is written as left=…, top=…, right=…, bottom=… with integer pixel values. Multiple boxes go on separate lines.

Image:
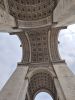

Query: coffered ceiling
left=8, top=0, right=57, bottom=21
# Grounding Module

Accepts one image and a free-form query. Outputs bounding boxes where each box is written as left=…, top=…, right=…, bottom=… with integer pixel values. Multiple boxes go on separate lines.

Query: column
left=0, top=64, right=29, bottom=100
left=53, top=0, right=75, bottom=27
left=18, top=79, right=28, bottom=100
left=54, top=78, right=66, bottom=100
left=48, top=27, right=66, bottom=62
left=53, top=62, right=75, bottom=100
left=27, top=91, right=31, bottom=100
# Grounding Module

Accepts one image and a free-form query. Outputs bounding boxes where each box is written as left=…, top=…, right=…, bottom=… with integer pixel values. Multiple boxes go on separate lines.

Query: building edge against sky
left=0, top=0, right=75, bottom=100
left=0, top=24, right=75, bottom=91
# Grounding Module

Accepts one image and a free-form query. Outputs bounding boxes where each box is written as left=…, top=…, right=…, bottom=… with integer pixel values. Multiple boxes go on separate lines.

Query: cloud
left=58, top=26, right=75, bottom=74
left=0, top=33, right=22, bottom=90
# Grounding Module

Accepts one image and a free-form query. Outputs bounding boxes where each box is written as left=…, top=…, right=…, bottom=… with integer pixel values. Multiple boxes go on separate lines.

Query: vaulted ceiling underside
left=8, top=0, right=57, bottom=21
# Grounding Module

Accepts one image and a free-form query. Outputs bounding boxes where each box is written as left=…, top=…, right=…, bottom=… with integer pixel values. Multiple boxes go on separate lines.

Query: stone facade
left=0, top=0, right=75, bottom=100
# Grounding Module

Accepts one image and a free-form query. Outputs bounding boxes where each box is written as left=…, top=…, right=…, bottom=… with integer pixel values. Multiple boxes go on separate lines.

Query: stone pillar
left=0, top=64, right=29, bottom=100
left=18, top=79, right=28, bottom=100
left=48, top=28, right=60, bottom=62
left=27, top=91, right=31, bottom=100
left=53, top=0, right=75, bottom=27
left=54, top=78, right=65, bottom=100
left=53, top=62, right=75, bottom=100
left=48, top=27, right=66, bottom=62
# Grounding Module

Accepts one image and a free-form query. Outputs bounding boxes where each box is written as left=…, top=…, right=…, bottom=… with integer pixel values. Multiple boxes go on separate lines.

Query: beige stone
left=0, top=0, right=75, bottom=100
left=0, top=66, right=28, bottom=100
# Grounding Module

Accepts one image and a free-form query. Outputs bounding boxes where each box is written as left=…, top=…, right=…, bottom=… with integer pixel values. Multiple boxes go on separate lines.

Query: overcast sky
left=35, top=92, right=53, bottom=100
left=58, top=24, right=75, bottom=73
left=0, top=33, right=22, bottom=90
left=0, top=24, right=75, bottom=100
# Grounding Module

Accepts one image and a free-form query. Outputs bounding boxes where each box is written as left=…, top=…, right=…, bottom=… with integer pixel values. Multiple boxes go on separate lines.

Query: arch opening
left=0, top=32, right=22, bottom=90
left=27, top=71, right=57, bottom=100
left=58, top=24, right=75, bottom=74
left=34, top=92, right=53, bottom=100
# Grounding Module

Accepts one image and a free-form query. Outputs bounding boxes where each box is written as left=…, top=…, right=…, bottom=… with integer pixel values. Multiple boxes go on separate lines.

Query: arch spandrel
left=48, top=27, right=67, bottom=63
left=48, top=28, right=61, bottom=62
left=17, top=32, right=31, bottom=63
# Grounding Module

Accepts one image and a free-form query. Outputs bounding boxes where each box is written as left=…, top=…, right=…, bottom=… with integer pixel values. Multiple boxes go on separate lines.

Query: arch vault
left=0, top=0, right=75, bottom=100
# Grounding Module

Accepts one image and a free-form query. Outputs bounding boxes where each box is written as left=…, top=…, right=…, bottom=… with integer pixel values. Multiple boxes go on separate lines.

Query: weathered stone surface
left=0, top=66, right=28, bottom=100
left=53, top=0, right=75, bottom=26
left=0, top=0, right=75, bottom=100
left=0, top=8, right=16, bottom=28
left=53, top=62, right=75, bottom=100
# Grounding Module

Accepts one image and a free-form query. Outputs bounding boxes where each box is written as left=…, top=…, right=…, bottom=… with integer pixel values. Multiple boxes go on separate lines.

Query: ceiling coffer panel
left=8, top=0, right=57, bottom=21
left=28, top=31, right=50, bottom=63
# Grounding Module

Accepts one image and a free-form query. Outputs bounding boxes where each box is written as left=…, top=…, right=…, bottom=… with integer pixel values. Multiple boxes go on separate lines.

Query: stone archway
left=26, top=69, right=58, bottom=100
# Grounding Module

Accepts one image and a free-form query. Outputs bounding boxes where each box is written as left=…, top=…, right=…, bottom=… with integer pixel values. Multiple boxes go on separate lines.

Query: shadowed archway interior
left=25, top=71, right=57, bottom=100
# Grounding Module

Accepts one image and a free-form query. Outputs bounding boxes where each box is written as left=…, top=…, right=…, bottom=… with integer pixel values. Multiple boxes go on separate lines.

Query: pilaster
left=0, top=65, right=29, bottom=100
left=53, top=0, right=75, bottom=27
left=48, top=27, right=65, bottom=62
left=53, top=62, right=75, bottom=100
left=54, top=78, right=66, bottom=100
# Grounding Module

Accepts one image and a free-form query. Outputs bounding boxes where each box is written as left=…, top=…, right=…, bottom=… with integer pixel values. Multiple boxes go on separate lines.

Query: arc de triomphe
left=0, top=0, right=75, bottom=100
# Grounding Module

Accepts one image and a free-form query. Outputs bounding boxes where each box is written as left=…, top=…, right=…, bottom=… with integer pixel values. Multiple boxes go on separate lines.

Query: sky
left=58, top=24, right=75, bottom=73
left=34, top=92, right=53, bottom=100
left=0, top=24, right=75, bottom=100
left=0, top=33, right=22, bottom=90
